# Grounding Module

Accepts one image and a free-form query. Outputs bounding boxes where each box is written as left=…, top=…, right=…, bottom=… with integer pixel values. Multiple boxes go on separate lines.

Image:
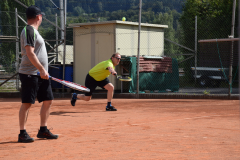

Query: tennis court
left=0, top=98, right=239, bottom=160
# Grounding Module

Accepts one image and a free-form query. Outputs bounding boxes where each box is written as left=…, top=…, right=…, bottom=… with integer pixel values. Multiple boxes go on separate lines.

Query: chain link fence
left=0, top=11, right=74, bottom=92
left=175, top=14, right=239, bottom=96
left=0, top=11, right=19, bottom=91
left=0, top=10, right=238, bottom=95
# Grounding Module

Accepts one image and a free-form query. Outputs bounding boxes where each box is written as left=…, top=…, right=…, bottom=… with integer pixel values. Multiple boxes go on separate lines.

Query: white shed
left=68, top=20, right=168, bottom=90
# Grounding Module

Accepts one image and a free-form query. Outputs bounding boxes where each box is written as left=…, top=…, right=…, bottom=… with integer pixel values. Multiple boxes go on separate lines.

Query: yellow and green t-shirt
left=89, top=59, right=115, bottom=81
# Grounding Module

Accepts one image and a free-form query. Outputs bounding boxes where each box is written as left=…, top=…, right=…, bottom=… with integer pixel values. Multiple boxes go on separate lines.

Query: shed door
left=95, top=33, right=113, bottom=64
left=95, top=33, right=115, bottom=89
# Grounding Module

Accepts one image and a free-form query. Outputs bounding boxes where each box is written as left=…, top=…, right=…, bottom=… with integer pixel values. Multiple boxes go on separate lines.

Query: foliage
left=35, top=0, right=185, bottom=60
left=0, top=0, right=238, bottom=75
left=180, top=0, right=238, bottom=48
left=0, top=0, right=35, bottom=72
left=203, top=90, right=210, bottom=95
left=35, top=0, right=183, bottom=14
left=179, top=0, right=238, bottom=81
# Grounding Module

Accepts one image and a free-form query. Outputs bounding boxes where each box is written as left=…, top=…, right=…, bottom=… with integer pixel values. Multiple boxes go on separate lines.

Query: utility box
left=69, top=20, right=168, bottom=90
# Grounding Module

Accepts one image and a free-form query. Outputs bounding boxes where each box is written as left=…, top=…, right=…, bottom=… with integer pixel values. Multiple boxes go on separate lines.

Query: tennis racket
left=114, top=74, right=132, bottom=81
left=37, top=72, right=90, bottom=92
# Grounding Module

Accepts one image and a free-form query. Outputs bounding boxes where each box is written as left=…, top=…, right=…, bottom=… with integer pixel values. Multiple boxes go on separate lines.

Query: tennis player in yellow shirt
left=71, top=53, right=121, bottom=111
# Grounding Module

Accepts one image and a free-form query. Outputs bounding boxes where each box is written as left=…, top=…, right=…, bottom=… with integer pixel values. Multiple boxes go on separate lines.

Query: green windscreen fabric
left=121, top=57, right=179, bottom=93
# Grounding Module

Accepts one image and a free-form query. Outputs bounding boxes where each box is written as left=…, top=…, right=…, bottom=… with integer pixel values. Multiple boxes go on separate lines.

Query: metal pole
left=14, top=0, right=63, bottom=31
left=136, top=0, right=142, bottom=98
left=228, top=0, right=236, bottom=97
left=194, top=16, right=197, bottom=84
left=65, top=0, right=67, bottom=25
left=56, top=13, right=59, bottom=62
left=238, top=0, right=240, bottom=101
left=231, top=0, right=236, bottom=37
left=15, top=8, right=19, bottom=91
left=60, top=0, right=64, bottom=93
left=60, top=0, right=64, bottom=42
left=62, top=0, right=67, bottom=93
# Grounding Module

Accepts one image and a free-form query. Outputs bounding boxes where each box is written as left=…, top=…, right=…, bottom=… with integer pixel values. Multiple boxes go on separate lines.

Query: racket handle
left=114, top=74, right=121, bottom=79
left=37, top=72, right=51, bottom=79
left=113, top=73, right=119, bottom=78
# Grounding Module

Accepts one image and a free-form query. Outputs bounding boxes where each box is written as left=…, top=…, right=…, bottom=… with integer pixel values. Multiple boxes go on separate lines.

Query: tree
left=180, top=0, right=238, bottom=49
left=0, top=0, right=34, bottom=72
left=73, top=6, right=85, bottom=16
left=179, top=0, right=238, bottom=79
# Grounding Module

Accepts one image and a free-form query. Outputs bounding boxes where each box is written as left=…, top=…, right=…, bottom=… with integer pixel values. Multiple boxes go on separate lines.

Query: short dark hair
left=26, top=5, right=45, bottom=19
left=111, top=53, right=120, bottom=59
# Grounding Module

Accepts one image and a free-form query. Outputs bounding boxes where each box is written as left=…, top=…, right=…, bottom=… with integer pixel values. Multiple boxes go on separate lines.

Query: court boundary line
left=95, top=114, right=240, bottom=131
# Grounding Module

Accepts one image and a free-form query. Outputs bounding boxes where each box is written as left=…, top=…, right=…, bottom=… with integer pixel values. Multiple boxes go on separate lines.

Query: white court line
left=126, top=114, right=239, bottom=126
left=95, top=114, right=239, bottom=131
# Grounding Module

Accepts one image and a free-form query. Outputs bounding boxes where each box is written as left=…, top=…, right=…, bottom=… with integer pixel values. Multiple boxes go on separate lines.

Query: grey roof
left=68, top=20, right=168, bottom=28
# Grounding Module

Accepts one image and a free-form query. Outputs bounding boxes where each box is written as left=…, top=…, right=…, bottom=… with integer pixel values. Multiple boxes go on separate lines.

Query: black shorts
left=19, top=73, right=54, bottom=104
left=85, top=74, right=110, bottom=96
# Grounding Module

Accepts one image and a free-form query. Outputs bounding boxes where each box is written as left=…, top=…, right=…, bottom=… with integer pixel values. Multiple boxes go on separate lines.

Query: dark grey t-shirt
left=19, top=25, right=48, bottom=75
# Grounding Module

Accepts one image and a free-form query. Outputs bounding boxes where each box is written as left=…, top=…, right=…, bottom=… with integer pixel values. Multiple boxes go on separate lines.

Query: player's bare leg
left=19, top=103, right=32, bottom=130
left=18, top=103, right=34, bottom=142
left=104, top=83, right=114, bottom=102
left=40, top=100, right=52, bottom=126
left=104, top=83, right=117, bottom=111
left=71, top=93, right=91, bottom=106
left=78, top=94, right=91, bottom=101
left=37, top=100, right=58, bottom=139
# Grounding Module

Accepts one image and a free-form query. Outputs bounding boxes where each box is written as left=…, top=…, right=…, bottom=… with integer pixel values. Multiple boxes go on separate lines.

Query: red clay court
left=0, top=98, right=240, bottom=159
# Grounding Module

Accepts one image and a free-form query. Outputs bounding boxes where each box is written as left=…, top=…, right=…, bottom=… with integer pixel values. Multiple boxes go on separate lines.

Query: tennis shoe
left=37, top=128, right=58, bottom=139
left=106, top=106, right=117, bottom=111
left=71, top=93, right=77, bottom=106
left=18, top=132, right=34, bottom=143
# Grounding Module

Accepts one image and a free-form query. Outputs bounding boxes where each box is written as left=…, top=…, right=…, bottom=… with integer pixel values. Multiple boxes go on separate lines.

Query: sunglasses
left=114, top=57, right=121, bottom=60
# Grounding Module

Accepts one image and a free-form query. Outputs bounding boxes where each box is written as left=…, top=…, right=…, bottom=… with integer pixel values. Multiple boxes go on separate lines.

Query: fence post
left=62, top=0, right=67, bottom=93
left=136, top=0, right=142, bottom=98
left=194, top=16, right=197, bottom=84
left=238, top=0, right=240, bottom=100
left=228, top=0, right=236, bottom=97
left=56, top=13, right=59, bottom=62
left=15, top=8, right=20, bottom=91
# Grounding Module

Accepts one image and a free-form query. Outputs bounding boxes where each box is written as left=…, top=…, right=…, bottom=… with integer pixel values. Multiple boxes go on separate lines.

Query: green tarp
left=121, top=57, right=179, bottom=93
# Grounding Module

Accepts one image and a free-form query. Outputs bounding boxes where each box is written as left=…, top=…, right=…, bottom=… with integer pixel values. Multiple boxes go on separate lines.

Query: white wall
left=115, top=24, right=165, bottom=57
